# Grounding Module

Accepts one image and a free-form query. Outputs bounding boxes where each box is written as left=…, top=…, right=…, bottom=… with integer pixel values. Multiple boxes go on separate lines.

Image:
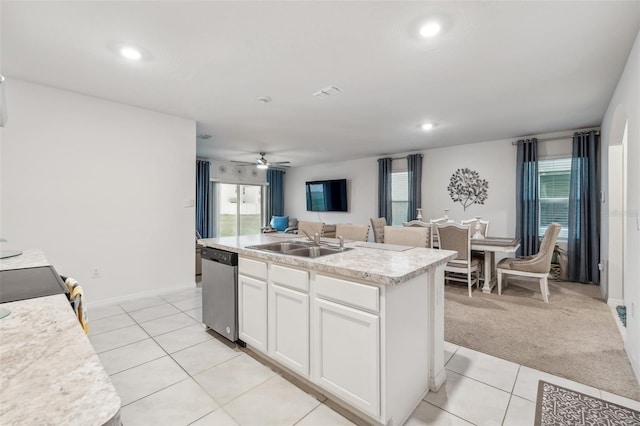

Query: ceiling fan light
left=257, top=164, right=268, bottom=170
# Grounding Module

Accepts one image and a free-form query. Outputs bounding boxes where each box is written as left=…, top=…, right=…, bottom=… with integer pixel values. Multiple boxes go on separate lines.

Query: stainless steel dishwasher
left=201, top=247, right=240, bottom=343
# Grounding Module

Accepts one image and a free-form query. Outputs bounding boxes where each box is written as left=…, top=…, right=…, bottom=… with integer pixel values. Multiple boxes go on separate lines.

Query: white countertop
left=199, top=234, right=456, bottom=285
left=0, top=249, right=121, bottom=426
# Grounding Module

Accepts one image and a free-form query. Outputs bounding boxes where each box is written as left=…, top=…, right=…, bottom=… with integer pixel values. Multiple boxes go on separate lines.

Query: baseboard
left=624, top=343, right=640, bottom=387
left=90, top=281, right=198, bottom=308
left=607, top=298, right=625, bottom=307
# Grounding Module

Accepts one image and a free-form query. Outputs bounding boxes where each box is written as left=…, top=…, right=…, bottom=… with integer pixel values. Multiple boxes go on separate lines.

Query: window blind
left=538, top=158, right=571, bottom=238
left=391, top=171, right=408, bottom=226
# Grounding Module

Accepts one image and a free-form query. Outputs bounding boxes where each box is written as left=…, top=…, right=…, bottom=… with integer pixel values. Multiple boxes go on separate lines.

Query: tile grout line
left=422, top=400, right=478, bottom=426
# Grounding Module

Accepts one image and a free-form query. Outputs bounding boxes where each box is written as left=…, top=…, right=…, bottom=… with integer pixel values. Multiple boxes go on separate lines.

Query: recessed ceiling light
left=120, top=46, right=142, bottom=61
left=257, top=97, right=272, bottom=103
left=419, top=21, right=441, bottom=38
left=421, top=123, right=435, bottom=131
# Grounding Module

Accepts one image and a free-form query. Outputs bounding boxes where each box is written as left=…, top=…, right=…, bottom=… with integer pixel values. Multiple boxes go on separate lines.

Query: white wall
left=284, top=157, right=378, bottom=237
left=0, top=79, right=196, bottom=304
left=285, top=133, right=572, bottom=241
left=600, top=29, right=640, bottom=382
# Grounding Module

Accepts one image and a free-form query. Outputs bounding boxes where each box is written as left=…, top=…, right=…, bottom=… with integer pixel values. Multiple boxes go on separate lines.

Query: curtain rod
left=384, top=154, right=424, bottom=160
left=511, top=130, right=600, bottom=145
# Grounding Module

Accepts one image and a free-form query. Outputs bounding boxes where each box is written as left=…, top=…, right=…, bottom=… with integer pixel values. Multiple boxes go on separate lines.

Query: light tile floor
left=89, top=288, right=640, bottom=426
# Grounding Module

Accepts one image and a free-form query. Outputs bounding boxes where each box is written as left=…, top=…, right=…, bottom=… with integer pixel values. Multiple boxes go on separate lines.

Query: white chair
left=370, top=217, right=387, bottom=243
left=383, top=226, right=429, bottom=247
left=402, top=220, right=431, bottom=248
left=430, top=218, right=448, bottom=248
left=461, top=218, right=490, bottom=239
left=497, top=223, right=561, bottom=303
left=436, top=223, right=480, bottom=297
left=335, top=224, right=370, bottom=242
left=461, top=218, right=491, bottom=281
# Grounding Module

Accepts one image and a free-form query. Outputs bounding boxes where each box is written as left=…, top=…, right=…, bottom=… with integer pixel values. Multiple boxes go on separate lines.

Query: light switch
left=637, top=213, right=640, bottom=231
left=183, top=199, right=195, bottom=208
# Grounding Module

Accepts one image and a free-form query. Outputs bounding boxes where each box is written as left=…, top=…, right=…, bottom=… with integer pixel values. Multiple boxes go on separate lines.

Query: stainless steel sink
left=286, top=246, right=352, bottom=258
left=246, top=241, right=313, bottom=253
left=246, top=241, right=351, bottom=258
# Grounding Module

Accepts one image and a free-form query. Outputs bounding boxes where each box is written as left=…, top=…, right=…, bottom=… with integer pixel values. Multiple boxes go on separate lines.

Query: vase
left=473, top=216, right=485, bottom=239
left=416, top=208, right=423, bottom=221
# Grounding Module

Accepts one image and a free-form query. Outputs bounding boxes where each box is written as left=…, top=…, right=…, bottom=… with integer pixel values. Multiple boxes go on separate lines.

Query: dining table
left=470, top=237, right=521, bottom=293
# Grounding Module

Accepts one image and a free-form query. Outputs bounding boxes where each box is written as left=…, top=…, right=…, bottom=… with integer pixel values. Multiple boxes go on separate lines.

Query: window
left=213, top=183, right=264, bottom=237
left=538, top=158, right=570, bottom=239
left=391, top=171, right=408, bottom=226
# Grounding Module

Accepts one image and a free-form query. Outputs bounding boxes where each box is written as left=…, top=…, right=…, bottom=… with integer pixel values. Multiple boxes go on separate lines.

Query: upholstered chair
left=496, top=223, right=561, bottom=303
left=370, top=217, right=387, bottom=243
left=335, top=224, right=370, bottom=242
left=430, top=218, right=449, bottom=248
left=383, top=226, right=429, bottom=248
left=402, top=220, right=431, bottom=248
left=297, top=221, right=325, bottom=238
left=461, top=218, right=490, bottom=238
left=436, top=223, right=480, bottom=297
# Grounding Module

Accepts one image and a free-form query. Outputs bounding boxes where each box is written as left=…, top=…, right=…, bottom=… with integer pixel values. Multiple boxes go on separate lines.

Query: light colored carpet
left=444, top=278, right=640, bottom=401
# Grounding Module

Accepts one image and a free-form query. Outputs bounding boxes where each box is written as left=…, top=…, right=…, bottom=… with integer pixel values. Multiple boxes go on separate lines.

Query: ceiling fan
left=231, top=152, right=290, bottom=169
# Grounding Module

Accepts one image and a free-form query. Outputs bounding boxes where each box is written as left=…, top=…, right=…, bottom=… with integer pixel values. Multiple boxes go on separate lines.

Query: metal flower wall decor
left=447, top=168, right=489, bottom=211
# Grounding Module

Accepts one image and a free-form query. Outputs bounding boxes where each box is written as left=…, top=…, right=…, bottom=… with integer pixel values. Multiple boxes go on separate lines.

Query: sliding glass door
left=216, top=183, right=264, bottom=237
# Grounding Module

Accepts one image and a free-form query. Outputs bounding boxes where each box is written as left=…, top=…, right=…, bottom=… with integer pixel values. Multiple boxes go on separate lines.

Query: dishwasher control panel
left=201, top=247, right=238, bottom=266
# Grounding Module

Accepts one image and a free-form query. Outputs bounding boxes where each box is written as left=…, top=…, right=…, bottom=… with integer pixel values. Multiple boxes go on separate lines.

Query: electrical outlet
left=91, top=268, right=101, bottom=279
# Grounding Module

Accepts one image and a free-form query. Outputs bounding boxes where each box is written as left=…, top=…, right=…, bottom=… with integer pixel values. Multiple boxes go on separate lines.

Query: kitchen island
left=0, top=249, right=121, bottom=426
left=200, top=234, right=456, bottom=426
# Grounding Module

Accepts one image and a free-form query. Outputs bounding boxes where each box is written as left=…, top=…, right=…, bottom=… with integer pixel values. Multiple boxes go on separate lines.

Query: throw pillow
left=271, top=216, right=289, bottom=231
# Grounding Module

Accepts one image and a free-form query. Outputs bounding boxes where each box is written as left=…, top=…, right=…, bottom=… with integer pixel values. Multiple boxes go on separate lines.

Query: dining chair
left=461, top=218, right=490, bottom=238
left=496, top=223, right=561, bottom=303
left=461, top=218, right=491, bottom=281
left=402, top=220, right=431, bottom=248
left=383, top=226, right=429, bottom=247
left=436, top=223, right=480, bottom=297
left=297, top=221, right=325, bottom=238
left=335, top=224, right=370, bottom=242
left=430, top=218, right=448, bottom=248
left=370, top=217, right=387, bottom=243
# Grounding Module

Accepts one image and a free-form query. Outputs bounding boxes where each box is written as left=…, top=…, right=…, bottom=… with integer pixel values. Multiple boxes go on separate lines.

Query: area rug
left=444, top=279, right=640, bottom=400
left=535, top=380, right=640, bottom=425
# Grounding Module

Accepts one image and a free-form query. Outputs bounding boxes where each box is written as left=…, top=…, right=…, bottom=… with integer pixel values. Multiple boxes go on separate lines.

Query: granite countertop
left=199, top=234, right=456, bottom=285
left=0, top=249, right=121, bottom=426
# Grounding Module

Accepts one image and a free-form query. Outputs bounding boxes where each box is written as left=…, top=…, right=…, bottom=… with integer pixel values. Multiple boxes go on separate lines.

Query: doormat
left=535, top=381, right=640, bottom=425
left=616, top=305, right=627, bottom=327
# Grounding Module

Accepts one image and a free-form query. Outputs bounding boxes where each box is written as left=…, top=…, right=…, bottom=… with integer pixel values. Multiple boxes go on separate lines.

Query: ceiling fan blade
left=230, top=160, right=256, bottom=166
left=270, top=161, right=291, bottom=165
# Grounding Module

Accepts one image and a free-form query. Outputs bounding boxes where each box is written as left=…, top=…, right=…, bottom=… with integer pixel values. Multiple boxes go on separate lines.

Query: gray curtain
left=568, top=131, right=599, bottom=284
left=377, top=158, right=392, bottom=224
left=515, top=138, right=539, bottom=256
left=407, top=154, right=423, bottom=221
left=196, top=160, right=210, bottom=238
left=266, top=169, right=285, bottom=225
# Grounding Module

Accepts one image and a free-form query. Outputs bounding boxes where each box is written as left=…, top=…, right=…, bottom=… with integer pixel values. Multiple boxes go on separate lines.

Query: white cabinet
left=238, top=273, right=268, bottom=352
left=268, top=264, right=310, bottom=376
left=269, top=283, right=310, bottom=376
left=313, top=298, right=380, bottom=418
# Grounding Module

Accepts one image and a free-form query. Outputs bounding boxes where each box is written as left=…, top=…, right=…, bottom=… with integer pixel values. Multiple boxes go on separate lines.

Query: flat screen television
left=306, top=179, right=348, bottom=212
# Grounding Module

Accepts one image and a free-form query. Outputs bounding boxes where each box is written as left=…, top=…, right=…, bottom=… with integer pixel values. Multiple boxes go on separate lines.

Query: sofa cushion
left=271, top=216, right=289, bottom=231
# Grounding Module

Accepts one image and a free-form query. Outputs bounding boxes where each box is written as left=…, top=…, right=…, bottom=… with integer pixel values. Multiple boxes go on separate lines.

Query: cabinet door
left=313, top=298, right=380, bottom=418
left=269, top=284, right=310, bottom=376
left=238, top=274, right=268, bottom=353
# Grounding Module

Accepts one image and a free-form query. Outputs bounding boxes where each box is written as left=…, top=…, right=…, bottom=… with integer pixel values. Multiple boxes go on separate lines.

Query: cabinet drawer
left=239, top=257, right=267, bottom=280
left=270, top=264, right=309, bottom=292
left=315, top=275, right=379, bottom=313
